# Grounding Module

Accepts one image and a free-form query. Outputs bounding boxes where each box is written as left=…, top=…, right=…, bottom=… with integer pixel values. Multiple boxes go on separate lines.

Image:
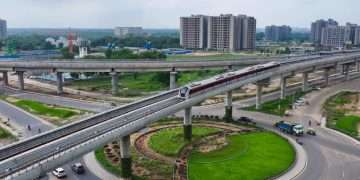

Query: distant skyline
left=1, top=0, right=359, bottom=29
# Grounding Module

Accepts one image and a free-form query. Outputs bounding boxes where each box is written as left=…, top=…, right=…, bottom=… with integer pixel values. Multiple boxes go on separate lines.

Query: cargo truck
left=274, top=121, right=304, bottom=136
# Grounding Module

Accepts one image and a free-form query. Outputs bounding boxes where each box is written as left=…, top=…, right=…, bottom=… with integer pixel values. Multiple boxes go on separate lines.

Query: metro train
left=179, top=62, right=280, bottom=99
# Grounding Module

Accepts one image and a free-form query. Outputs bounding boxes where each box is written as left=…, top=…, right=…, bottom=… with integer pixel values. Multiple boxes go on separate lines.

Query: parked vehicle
left=307, top=128, right=317, bottom=136
left=52, top=167, right=67, bottom=178
left=274, top=121, right=304, bottom=136
left=71, top=163, right=85, bottom=174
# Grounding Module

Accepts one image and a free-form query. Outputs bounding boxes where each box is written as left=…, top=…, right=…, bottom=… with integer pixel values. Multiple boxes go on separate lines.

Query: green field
left=4, top=97, right=83, bottom=124
left=0, top=127, right=13, bottom=139
left=68, top=71, right=223, bottom=96
left=188, top=132, right=295, bottom=180
left=148, top=127, right=221, bottom=157
left=324, top=92, right=360, bottom=138
left=243, top=92, right=306, bottom=116
left=69, top=73, right=168, bottom=96
left=335, top=116, right=360, bottom=136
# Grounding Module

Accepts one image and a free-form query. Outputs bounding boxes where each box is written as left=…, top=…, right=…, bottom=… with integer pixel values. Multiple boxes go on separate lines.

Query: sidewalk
left=83, top=152, right=121, bottom=180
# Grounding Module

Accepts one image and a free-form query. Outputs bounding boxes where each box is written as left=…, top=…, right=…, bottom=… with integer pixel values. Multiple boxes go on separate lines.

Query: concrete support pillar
left=224, top=91, right=233, bottom=122
left=120, top=135, right=132, bottom=179
left=169, top=71, right=177, bottom=90
left=17, top=71, right=25, bottom=90
left=111, top=72, right=119, bottom=95
left=356, top=61, right=360, bottom=72
left=256, top=84, right=263, bottom=110
left=323, top=69, right=330, bottom=87
left=302, top=72, right=309, bottom=92
left=2, top=72, right=8, bottom=86
left=280, top=76, right=287, bottom=99
left=56, top=72, right=63, bottom=95
left=183, top=107, right=192, bottom=141
left=344, top=65, right=350, bottom=81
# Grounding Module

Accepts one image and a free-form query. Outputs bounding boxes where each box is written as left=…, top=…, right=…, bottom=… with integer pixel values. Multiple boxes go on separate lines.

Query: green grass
left=12, top=99, right=80, bottom=119
left=323, top=91, right=360, bottom=139
left=95, top=148, right=123, bottom=177
left=0, top=127, right=13, bottom=139
left=243, top=92, right=306, bottom=116
left=95, top=147, right=171, bottom=179
left=148, top=127, right=221, bottom=157
left=177, top=70, right=224, bottom=86
left=69, top=71, right=223, bottom=96
left=69, top=73, right=168, bottom=96
left=188, top=132, right=295, bottom=180
left=335, top=116, right=360, bottom=136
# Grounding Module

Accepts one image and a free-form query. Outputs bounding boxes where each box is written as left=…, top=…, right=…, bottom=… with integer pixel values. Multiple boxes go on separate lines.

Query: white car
left=52, top=167, right=67, bottom=178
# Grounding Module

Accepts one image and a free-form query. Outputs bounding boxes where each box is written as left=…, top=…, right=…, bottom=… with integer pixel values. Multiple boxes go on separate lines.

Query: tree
left=70, top=72, right=80, bottom=79
left=83, top=72, right=95, bottom=79
left=43, top=41, right=56, bottom=50
left=151, top=72, right=169, bottom=86
left=61, top=48, right=74, bottom=59
left=105, top=48, right=112, bottom=58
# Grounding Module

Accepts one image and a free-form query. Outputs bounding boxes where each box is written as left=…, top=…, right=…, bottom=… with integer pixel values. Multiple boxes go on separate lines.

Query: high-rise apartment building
left=345, top=23, right=358, bottom=44
left=207, top=14, right=232, bottom=51
left=0, top=18, right=7, bottom=39
left=265, top=25, right=292, bottom=42
left=321, top=26, right=346, bottom=48
left=311, top=19, right=338, bottom=46
left=114, top=27, right=144, bottom=38
left=354, top=27, right=360, bottom=46
left=180, top=14, right=256, bottom=51
left=207, top=14, right=256, bottom=51
left=241, top=16, right=256, bottom=50
left=180, top=15, right=208, bottom=49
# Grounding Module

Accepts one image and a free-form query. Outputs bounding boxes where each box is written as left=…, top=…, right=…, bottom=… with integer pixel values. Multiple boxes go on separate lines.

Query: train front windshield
left=179, top=87, right=189, bottom=98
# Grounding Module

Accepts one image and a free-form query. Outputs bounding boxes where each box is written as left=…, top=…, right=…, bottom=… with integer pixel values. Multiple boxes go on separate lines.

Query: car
left=307, top=128, right=316, bottom=136
left=71, top=163, right=85, bottom=174
left=52, top=167, right=67, bottom=178
left=236, top=117, right=256, bottom=125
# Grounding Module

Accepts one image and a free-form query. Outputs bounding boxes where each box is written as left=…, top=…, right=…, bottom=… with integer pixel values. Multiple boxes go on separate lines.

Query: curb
left=321, top=117, right=360, bottom=146
left=0, top=99, right=56, bottom=128
left=260, top=127, right=307, bottom=180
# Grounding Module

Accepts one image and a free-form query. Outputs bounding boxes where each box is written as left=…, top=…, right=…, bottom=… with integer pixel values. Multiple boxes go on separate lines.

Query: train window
left=190, top=83, right=201, bottom=87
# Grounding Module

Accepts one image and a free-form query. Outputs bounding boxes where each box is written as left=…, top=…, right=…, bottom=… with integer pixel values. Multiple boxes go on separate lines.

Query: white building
left=114, top=27, right=144, bottom=38
left=180, top=15, right=208, bottom=49
left=321, top=26, right=346, bottom=48
left=180, top=14, right=256, bottom=52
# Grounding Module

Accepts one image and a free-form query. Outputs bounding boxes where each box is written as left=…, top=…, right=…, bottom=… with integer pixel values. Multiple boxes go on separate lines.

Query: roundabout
left=95, top=120, right=296, bottom=180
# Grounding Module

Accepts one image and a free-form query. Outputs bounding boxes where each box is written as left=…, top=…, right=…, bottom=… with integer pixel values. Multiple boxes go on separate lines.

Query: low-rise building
left=114, top=27, right=144, bottom=38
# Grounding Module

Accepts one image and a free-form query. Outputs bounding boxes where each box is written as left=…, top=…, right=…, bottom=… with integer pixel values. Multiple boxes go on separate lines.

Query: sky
left=0, top=0, right=359, bottom=29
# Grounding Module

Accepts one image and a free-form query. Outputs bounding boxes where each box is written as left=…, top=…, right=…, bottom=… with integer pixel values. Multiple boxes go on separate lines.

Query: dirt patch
left=197, top=135, right=228, bottom=153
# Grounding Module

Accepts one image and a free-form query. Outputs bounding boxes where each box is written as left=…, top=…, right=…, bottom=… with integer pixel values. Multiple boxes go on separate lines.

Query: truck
left=274, top=121, right=304, bottom=136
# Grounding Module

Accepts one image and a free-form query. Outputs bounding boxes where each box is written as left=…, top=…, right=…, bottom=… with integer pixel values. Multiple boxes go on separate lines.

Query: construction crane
left=67, top=28, right=75, bottom=54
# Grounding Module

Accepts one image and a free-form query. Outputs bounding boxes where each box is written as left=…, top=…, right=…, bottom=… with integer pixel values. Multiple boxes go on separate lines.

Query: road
left=180, top=77, right=360, bottom=180
left=2, top=71, right=360, bottom=179
left=0, top=83, right=102, bottom=180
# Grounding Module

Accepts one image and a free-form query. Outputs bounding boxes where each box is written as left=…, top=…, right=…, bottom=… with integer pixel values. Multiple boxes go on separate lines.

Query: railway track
left=0, top=89, right=178, bottom=162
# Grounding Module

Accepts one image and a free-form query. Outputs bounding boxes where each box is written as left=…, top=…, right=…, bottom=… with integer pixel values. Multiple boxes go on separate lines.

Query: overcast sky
left=0, top=0, right=359, bottom=29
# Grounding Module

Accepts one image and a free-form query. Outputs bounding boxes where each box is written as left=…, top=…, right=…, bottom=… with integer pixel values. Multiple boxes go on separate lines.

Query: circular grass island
left=95, top=122, right=295, bottom=180
left=148, top=127, right=295, bottom=180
